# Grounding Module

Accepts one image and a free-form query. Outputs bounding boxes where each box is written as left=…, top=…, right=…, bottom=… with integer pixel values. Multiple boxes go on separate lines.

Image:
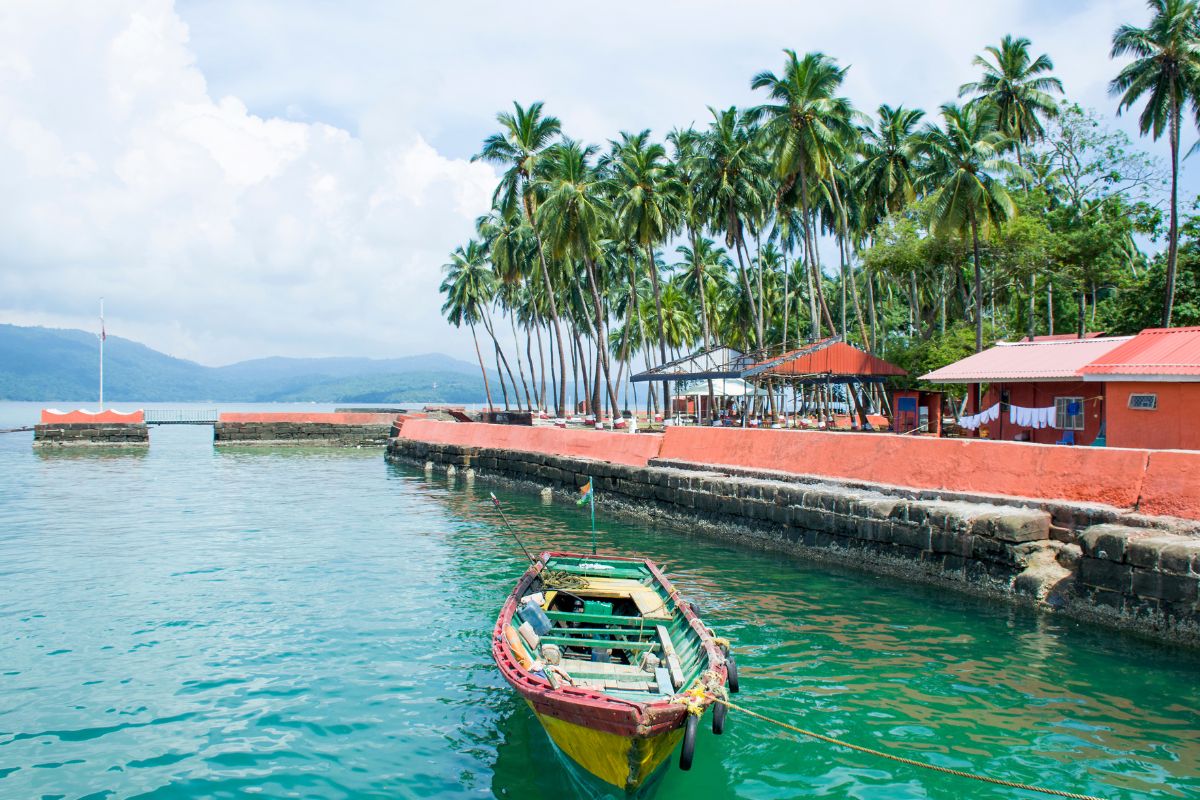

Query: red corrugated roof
left=1080, top=326, right=1200, bottom=377
left=764, top=340, right=907, bottom=378
left=920, top=336, right=1132, bottom=383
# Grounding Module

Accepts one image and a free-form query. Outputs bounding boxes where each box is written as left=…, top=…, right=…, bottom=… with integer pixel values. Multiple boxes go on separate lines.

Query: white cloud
left=0, top=0, right=495, bottom=364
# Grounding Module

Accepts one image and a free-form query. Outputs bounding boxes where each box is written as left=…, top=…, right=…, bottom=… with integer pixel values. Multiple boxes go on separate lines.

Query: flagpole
left=99, top=298, right=104, bottom=411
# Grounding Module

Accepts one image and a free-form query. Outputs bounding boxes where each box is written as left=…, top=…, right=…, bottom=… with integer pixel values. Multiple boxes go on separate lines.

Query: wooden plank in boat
left=540, top=635, right=656, bottom=651
left=558, top=660, right=652, bottom=678
left=548, top=626, right=654, bottom=637
left=545, top=610, right=646, bottom=626
left=656, top=625, right=685, bottom=689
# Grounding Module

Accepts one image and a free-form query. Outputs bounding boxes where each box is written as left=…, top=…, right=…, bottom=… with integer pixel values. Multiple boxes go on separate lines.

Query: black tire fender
left=679, top=713, right=699, bottom=770
left=724, top=646, right=740, bottom=694
left=712, top=698, right=727, bottom=735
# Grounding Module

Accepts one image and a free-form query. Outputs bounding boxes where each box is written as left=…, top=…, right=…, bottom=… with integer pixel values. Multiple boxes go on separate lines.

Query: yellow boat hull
left=530, top=701, right=684, bottom=792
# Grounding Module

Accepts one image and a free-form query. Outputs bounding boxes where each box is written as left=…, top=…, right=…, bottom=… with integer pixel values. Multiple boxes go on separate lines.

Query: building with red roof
left=921, top=328, right=1200, bottom=450
left=1080, top=327, right=1200, bottom=450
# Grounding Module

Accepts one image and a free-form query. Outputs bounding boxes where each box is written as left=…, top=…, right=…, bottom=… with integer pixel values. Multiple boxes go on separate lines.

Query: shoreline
left=386, top=424, right=1200, bottom=649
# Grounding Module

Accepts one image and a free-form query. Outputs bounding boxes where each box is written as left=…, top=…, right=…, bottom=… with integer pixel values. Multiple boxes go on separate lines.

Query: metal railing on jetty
left=144, top=409, right=220, bottom=425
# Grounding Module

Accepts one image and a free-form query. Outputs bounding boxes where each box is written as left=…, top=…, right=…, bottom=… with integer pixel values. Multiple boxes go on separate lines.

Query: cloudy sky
left=0, top=0, right=1184, bottom=365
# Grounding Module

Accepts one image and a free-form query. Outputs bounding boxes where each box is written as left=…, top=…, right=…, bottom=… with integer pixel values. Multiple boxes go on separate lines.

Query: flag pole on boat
left=577, top=477, right=596, bottom=555
left=489, top=493, right=536, bottom=565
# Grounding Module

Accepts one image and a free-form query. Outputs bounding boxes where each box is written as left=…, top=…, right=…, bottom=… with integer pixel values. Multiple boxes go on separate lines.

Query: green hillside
left=0, top=324, right=495, bottom=403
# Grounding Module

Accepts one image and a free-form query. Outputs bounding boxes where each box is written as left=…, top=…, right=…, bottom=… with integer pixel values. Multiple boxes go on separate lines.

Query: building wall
left=1105, top=381, right=1200, bottom=451
left=978, top=380, right=1103, bottom=445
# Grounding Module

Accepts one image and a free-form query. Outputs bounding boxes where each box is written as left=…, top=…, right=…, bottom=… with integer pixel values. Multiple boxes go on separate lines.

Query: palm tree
left=440, top=241, right=498, bottom=411
left=535, top=140, right=621, bottom=418
left=1110, top=0, right=1200, bottom=327
left=675, top=237, right=733, bottom=345
left=611, top=130, right=682, bottom=414
left=667, top=127, right=713, bottom=350
left=474, top=101, right=569, bottom=416
left=959, top=35, right=1064, bottom=169
left=694, top=107, right=771, bottom=344
left=857, top=105, right=925, bottom=223
left=749, top=50, right=857, bottom=338
left=917, top=102, right=1019, bottom=352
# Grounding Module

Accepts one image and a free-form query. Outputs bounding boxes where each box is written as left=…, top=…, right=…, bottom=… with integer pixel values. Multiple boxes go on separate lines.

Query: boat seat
left=567, top=577, right=674, bottom=621
left=539, top=635, right=657, bottom=652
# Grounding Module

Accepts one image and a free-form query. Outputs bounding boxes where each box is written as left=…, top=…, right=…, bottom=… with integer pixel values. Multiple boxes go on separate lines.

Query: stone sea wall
left=214, top=421, right=391, bottom=447
left=33, top=423, right=150, bottom=446
left=386, top=434, right=1200, bottom=646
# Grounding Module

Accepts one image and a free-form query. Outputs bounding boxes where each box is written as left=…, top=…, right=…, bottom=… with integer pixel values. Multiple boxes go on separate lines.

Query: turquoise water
left=0, top=403, right=1197, bottom=798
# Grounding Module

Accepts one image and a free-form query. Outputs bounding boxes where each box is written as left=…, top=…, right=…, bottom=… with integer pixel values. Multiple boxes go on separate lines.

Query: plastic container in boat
left=519, top=600, right=552, bottom=636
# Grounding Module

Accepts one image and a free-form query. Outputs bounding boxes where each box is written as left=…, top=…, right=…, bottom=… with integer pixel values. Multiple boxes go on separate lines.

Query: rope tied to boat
left=710, top=695, right=1107, bottom=800
left=540, top=569, right=588, bottom=589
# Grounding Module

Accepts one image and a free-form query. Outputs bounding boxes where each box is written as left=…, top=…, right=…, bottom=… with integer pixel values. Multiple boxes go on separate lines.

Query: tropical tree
left=917, top=102, right=1020, bottom=351
left=611, top=130, right=682, bottom=412
left=440, top=241, right=498, bottom=411
left=693, top=107, right=771, bottom=345
left=1110, top=0, right=1200, bottom=326
left=857, top=105, right=925, bottom=224
left=959, top=34, right=1064, bottom=168
left=749, top=50, right=857, bottom=338
left=474, top=101, right=568, bottom=416
left=535, top=139, right=621, bottom=417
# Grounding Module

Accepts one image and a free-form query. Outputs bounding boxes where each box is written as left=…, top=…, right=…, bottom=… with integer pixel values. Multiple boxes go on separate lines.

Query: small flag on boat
left=576, top=480, right=593, bottom=506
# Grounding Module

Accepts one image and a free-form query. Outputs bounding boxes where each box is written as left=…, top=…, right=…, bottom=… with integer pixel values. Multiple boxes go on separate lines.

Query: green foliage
left=1098, top=240, right=1200, bottom=333
left=887, top=322, right=998, bottom=393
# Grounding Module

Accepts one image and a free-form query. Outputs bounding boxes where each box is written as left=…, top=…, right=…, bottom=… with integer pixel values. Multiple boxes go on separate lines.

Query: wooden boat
left=492, top=551, right=737, bottom=793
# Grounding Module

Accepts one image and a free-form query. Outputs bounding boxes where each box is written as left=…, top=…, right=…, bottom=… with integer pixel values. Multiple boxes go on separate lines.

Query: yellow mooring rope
left=713, top=697, right=1107, bottom=800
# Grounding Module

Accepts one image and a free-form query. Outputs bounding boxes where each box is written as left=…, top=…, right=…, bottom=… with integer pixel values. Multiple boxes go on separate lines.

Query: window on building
left=1128, top=393, right=1158, bottom=410
left=1055, top=396, right=1085, bottom=430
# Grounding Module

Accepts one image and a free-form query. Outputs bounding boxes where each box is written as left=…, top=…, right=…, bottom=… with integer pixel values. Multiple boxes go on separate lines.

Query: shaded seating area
left=631, top=337, right=906, bottom=430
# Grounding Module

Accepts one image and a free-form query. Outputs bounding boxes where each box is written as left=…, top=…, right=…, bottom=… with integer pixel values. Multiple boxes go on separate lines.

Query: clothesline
left=958, top=402, right=1059, bottom=431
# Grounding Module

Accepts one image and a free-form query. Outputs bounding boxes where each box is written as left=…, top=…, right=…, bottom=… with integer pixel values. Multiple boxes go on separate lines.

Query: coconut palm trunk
left=471, top=324, right=494, bottom=412
left=583, top=258, right=621, bottom=418
left=644, top=242, right=672, bottom=416
left=970, top=214, right=984, bottom=352
left=1165, top=95, right=1180, bottom=327
left=529, top=225, right=568, bottom=417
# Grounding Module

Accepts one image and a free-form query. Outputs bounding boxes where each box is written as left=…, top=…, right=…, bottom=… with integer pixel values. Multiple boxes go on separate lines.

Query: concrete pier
left=34, top=422, right=150, bottom=446
left=386, top=420, right=1200, bottom=646
left=213, top=412, right=397, bottom=447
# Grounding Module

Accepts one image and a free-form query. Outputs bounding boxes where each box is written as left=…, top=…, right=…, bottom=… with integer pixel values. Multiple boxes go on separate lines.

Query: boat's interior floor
left=509, top=569, right=698, bottom=701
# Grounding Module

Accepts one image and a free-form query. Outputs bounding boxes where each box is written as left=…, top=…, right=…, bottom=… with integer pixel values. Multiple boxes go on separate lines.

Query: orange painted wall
left=400, top=420, right=1200, bottom=519
left=399, top=419, right=664, bottom=467
left=978, top=381, right=1103, bottom=445
left=40, top=409, right=145, bottom=423
left=218, top=412, right=399, bottom=425
left=1104, top=381, right=1200, bottom=451
left=1138, top=450, right=1200, bottom=519
left=659, top=426, right=1149, bottom=509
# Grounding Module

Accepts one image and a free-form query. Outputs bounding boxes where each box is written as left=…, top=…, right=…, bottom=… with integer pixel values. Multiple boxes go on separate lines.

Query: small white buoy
left=424, top=461, right=434, bottom=472
left=446, top=464, right=457, bottom=476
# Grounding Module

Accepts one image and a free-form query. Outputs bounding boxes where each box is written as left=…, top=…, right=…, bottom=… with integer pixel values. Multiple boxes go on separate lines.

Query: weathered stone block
left=1079, top=557, right=1132, bottom=593
left=1160, top=542, right=1200, bottom=576
left=1127, top=535, right=1179, bottom=569
left=892, top=524, right=932, bottom=551
left=971, top=509, right=1049, bottom=543
left=931, top=528, right=971, bottom=556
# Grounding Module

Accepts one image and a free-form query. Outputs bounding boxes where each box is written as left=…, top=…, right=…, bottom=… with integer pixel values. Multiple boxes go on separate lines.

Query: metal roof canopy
left=632, top=337, right=895, bottom=383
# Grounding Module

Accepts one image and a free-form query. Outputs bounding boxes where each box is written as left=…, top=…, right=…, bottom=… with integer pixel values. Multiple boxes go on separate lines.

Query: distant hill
left=0, top=324, right=495, bottom=403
